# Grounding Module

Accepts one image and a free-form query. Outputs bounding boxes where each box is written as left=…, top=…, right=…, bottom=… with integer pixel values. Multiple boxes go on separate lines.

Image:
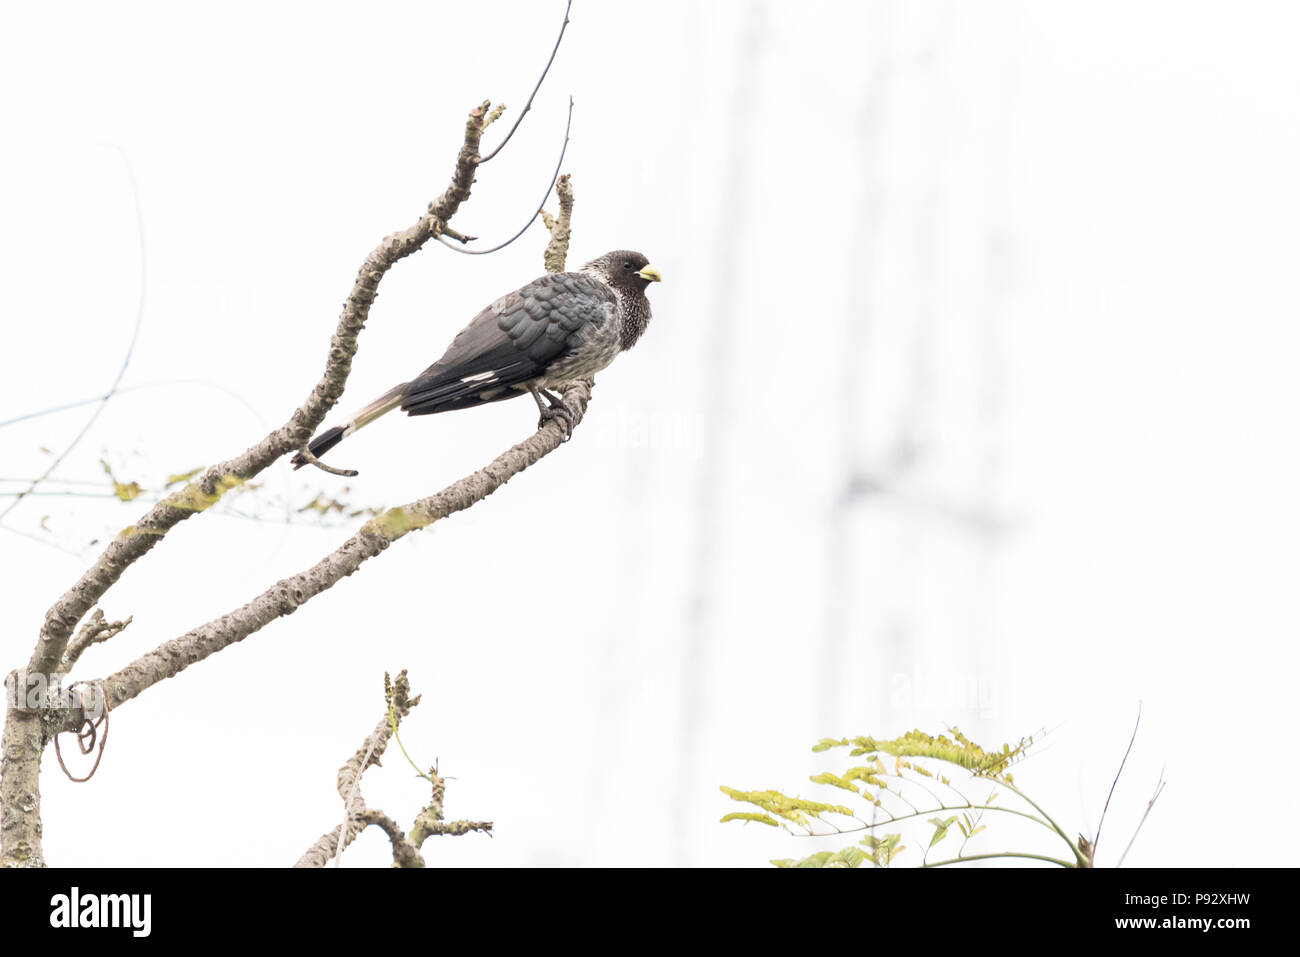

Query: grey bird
left=292, top=250, right=661, bottom=468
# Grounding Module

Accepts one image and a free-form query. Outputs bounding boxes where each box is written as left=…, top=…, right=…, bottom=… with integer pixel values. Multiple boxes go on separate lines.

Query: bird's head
left=583, top=250, right=662, bottom=294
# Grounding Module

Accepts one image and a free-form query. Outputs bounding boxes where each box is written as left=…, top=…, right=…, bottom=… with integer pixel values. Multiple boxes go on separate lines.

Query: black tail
left=291, top=426, right=347, bottom=469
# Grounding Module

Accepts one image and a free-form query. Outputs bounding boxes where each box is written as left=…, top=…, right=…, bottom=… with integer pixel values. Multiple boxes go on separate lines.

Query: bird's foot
left=531, top=387, right=575, bottom=441
left=537, top=402, right=575, bottom=441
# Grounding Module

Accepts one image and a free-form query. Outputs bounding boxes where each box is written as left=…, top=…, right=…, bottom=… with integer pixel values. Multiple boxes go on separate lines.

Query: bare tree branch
left=542, top=173, right=575, bottom=273
left=3, top=94, right=561, bottom=867
left=296, top=670, right=421, bottom=868
left=5, top=1, right=582, bottom=861
left=55, top=179, right=580, bottom=734
left=409, top=761, right=493, bottom=848
left=416, top=817, right=494, bottom=840
left=58, top=379, right=591, bottom=732
left=25, top=102, right=491, bottom=685
left=296, top=670, right=490, bottom=868
left=359, top=809, right=425, bottom=868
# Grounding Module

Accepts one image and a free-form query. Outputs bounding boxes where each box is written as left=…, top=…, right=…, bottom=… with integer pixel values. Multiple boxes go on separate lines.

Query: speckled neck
left=619, top=293, right=652, bottom=351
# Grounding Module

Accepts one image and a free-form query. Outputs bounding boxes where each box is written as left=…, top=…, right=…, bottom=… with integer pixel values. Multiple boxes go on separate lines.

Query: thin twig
left=1117, top=769, right=1167, bottom=868
left=409, top=766, right=493, bottom=847
left=1093, top=702, right=1142, bottom=865
left=438, top=225, right=478, bottom=245
left=921, top=851, right=1078, bottom=869
left=0, top=490, right=117, bottom=499
left=0, top=147, right=146, bottom=523
left=1, top=396, right=120, bottom=430
left=0, top=523, right=88, bottom=559
left=437, top=97, right=573, bottom=257
left=64, top=609, right=133, bottom=669
left=478, top=0, right=573, bottom=164
left=295, top=443, right=359, bottom=478
left=1, top=378, right=273, bottom=433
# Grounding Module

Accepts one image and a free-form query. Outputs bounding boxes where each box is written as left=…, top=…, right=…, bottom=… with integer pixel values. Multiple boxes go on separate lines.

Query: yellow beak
left=637, top=265, right=663, bottom=283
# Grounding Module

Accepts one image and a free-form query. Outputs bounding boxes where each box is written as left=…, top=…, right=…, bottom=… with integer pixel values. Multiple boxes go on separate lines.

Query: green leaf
left=809, top=771, right=857, bottom=792
left=771, top=846, right=866, bottom=868
left=720, top=812, right=779, bottom=827
left=165, top=466, right=204, bottom=487
left=927, top=815, right=958, bottom=848
left=101, top=459, right=143, bottom=501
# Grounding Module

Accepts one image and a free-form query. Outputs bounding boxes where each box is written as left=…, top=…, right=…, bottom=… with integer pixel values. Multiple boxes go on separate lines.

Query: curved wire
left=478, top=0, right=573, bottom=164
left=437, top=96, right=574, bottom=257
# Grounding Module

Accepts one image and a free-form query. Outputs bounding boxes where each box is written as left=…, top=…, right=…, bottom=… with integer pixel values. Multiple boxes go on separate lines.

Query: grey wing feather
left=401, top=272, right=615, bottom=416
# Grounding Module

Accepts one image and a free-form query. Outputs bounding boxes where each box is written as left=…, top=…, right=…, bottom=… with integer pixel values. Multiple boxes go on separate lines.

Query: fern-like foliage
left=721, top=727, right=1091, bottom=868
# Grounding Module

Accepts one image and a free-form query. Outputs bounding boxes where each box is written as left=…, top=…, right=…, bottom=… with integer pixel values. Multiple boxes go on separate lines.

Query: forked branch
left=3, top=2, right=579, bottom=868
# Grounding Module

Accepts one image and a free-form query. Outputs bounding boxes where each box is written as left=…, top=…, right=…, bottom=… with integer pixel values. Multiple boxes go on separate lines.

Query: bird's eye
left=623, top=260, right=634, bottom=269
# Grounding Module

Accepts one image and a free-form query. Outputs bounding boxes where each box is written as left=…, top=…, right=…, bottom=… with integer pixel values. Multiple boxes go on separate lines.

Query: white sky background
left=1, top=0, right=1297, bottom=868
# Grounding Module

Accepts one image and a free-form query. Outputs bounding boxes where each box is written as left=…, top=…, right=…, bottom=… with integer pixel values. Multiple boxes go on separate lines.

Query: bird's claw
left=537, top=403, right=575, bottom=441
left=531, top=386, right=575, bottom=441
